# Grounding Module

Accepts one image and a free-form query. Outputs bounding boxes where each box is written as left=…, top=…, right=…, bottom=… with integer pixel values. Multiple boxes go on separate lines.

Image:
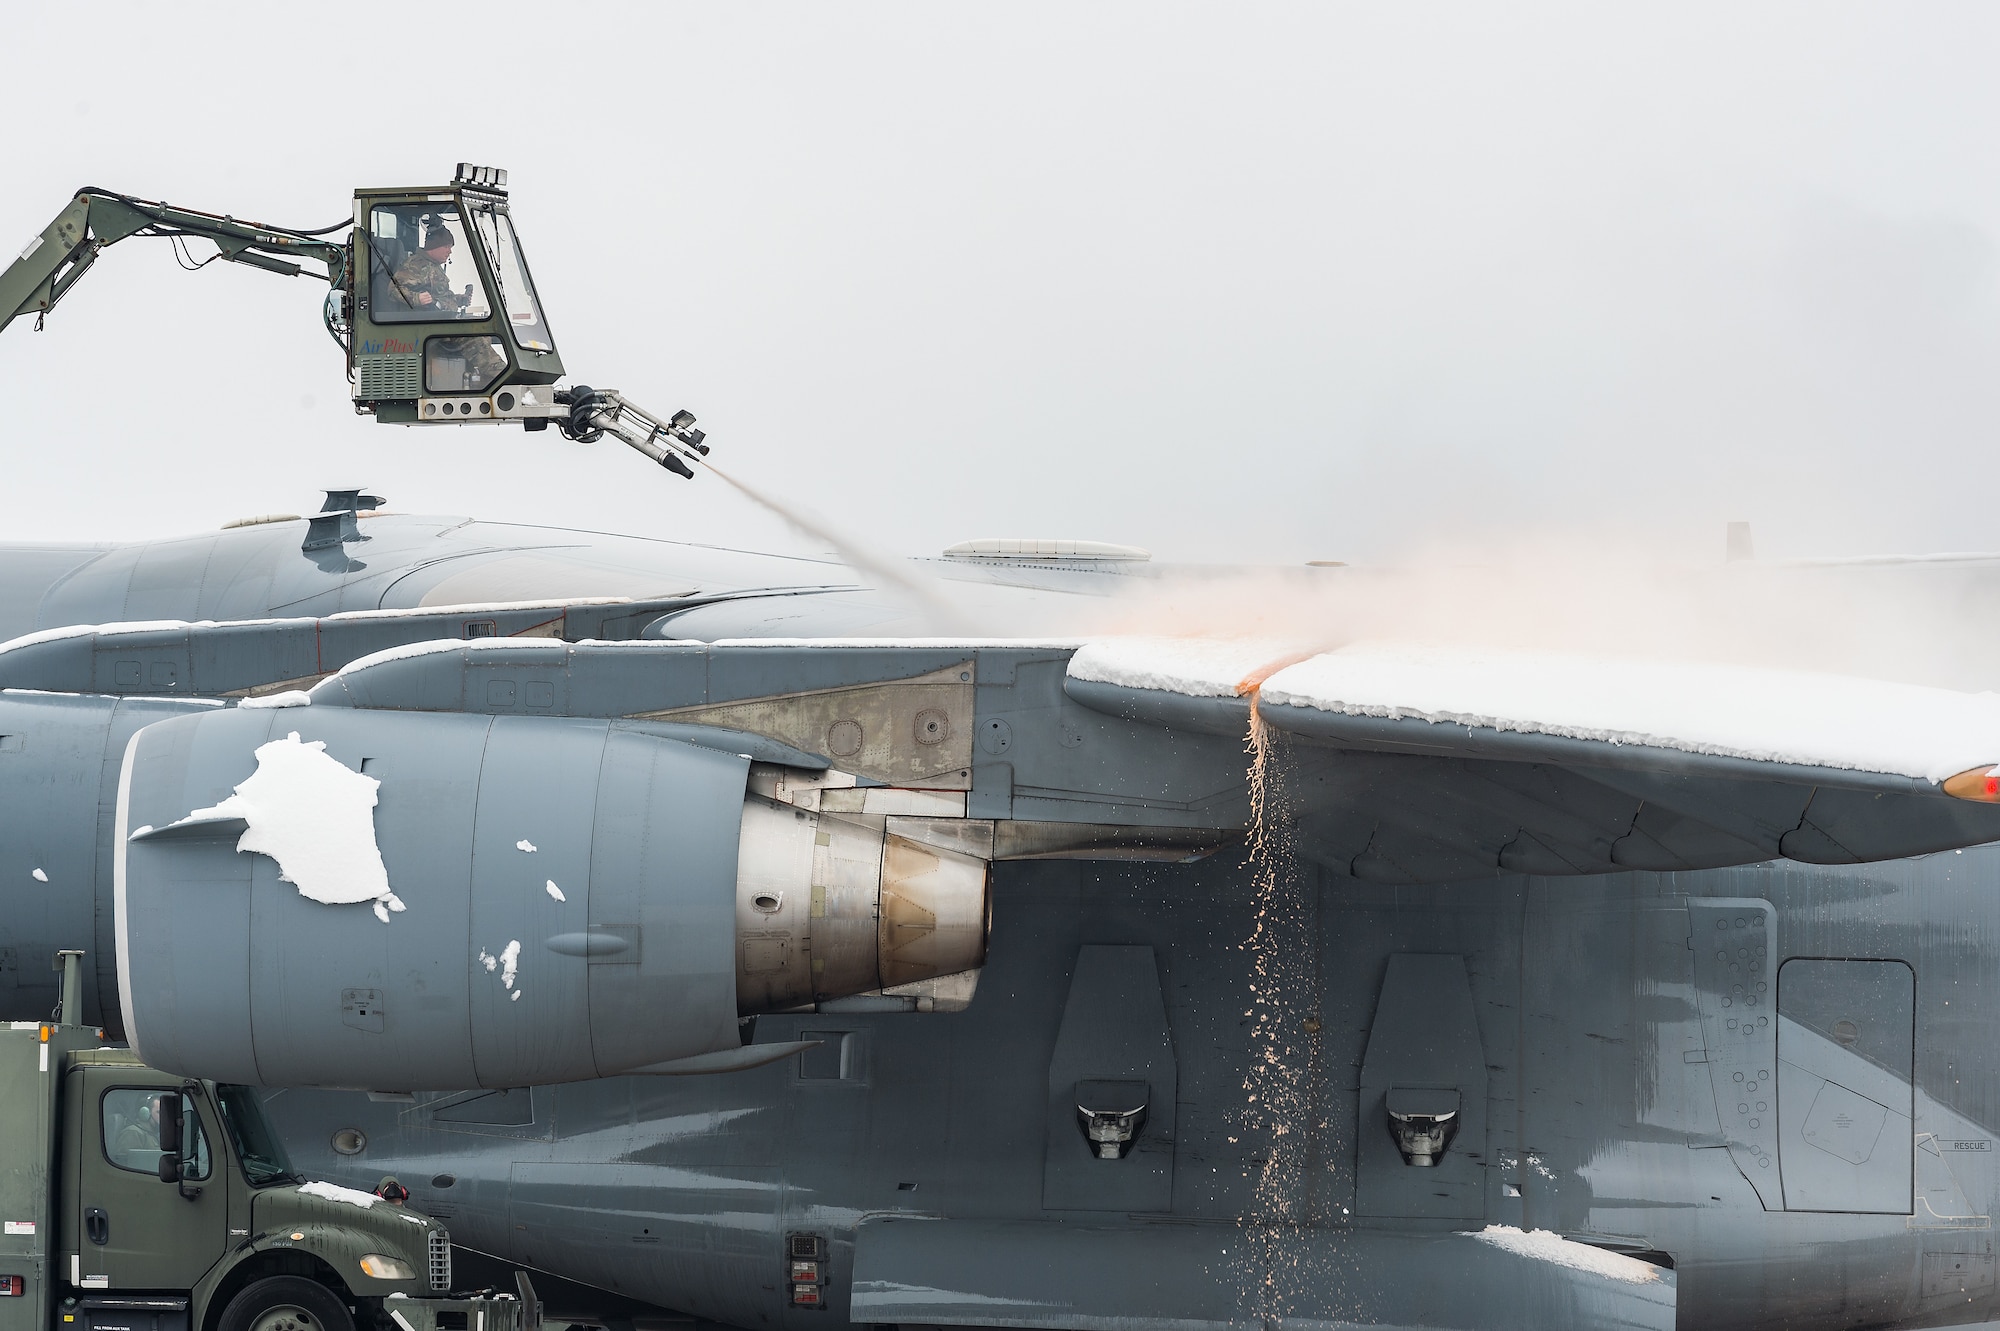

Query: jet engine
left=115, top=706, right=988, bottom=1090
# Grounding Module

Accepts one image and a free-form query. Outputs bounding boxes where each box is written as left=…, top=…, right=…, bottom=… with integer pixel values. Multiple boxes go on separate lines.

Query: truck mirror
left=157, top=1092, right=183, bottom=1182
left=157, top=1094, right=182, bottom=1153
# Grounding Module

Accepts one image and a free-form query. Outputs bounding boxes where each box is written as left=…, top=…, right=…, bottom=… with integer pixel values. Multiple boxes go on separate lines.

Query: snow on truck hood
left=295, top=1180, right=430, bottom=1224
left=297, top=1180, right=384, bottom=1209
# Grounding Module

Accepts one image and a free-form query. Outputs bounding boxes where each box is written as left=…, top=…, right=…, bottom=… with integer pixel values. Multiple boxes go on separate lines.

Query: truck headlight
left=359, top=1255, right=416, bottom=1281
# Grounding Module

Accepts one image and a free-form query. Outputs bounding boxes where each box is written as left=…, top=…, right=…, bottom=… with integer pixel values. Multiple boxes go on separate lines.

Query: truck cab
left=0, top=955, right=525, bottom=1331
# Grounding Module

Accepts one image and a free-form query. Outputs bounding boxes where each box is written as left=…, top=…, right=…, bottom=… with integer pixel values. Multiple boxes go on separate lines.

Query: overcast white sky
left=3, top=4, right=1998, bottom=567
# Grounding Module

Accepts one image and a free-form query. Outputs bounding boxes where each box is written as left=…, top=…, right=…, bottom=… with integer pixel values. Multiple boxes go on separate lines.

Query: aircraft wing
left=14, top=616, right=2000, bottom=889
left=275, top=631, right=2000, bottom=883
left=1064, top=640, right=2000, bottom=881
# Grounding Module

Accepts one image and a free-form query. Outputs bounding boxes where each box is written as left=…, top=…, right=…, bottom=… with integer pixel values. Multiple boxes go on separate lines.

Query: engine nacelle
left=0, top=691, right=223, bottom=1030
left=117, top=707, right=988, bottom=1089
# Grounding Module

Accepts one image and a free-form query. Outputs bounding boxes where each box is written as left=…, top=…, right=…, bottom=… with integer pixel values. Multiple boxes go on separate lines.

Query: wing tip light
left=1943, top=766, right=2000, bottom=802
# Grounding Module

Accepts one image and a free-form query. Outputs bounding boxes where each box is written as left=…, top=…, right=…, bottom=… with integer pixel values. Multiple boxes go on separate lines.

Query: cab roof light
left=453, top=163, right=509, bottom=191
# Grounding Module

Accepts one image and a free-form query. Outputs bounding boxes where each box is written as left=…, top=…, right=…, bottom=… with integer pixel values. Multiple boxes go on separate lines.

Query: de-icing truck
left=0, top=953, right=534, bottom=1331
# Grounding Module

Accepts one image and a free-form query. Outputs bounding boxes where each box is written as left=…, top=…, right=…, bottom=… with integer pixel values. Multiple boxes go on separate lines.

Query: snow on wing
left=1064, top=639, right=2000, bottom=881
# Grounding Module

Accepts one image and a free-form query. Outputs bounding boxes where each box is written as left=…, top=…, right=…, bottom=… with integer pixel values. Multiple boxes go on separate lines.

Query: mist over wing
left=5, top=5, right=2000, bottom=575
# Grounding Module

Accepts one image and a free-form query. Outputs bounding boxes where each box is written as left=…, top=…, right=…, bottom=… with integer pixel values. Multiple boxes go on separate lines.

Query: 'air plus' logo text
left=357, top=337, right=417, bottom=355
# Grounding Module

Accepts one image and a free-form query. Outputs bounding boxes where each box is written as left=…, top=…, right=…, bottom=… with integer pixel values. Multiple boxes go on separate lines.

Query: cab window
left=425, top=335, right=507, bottom=395
left=369, top=204, right=492, bottom=324
left=464, top=201, right=554, bottom=352
left=101, top=1088, right=211, bottom=1180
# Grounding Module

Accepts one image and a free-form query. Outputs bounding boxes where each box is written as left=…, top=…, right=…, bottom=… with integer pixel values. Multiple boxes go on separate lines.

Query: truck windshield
left=465, top=201, right=555, bottom=353
left=214, top=1085, right=300, bottom=1187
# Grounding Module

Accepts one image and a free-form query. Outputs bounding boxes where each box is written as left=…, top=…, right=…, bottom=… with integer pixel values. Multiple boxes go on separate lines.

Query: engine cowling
left=0, top=691, right=222, bottom=1030
left=116, top=707, right=988, bottom=1089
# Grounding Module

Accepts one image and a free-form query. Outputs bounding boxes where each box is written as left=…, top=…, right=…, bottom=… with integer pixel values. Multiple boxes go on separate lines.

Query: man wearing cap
left=392, top=226, right=475, bottom=314
left=392, top=224, right=505, bottom=390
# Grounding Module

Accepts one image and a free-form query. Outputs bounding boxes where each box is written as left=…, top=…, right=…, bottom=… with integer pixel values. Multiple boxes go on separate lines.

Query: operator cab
left=348, top=163, right=565, bottom=422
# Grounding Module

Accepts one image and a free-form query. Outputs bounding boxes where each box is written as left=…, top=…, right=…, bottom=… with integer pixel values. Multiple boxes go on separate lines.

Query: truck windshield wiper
left=243, top=1157, right=299, bottom=1186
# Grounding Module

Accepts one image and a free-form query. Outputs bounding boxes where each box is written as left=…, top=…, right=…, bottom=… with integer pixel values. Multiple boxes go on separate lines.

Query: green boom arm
left=0, top=188, right=348, bottom=335
left=0, top=171, right=710, bottom=479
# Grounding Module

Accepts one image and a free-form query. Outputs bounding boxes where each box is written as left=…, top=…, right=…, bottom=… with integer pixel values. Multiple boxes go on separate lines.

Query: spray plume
left=699, top=460, right=971, bottom=633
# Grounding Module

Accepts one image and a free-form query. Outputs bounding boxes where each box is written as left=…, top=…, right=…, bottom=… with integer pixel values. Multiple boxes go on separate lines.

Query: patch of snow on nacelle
left=239, top=691, right=311, bottom=710
left=321, top=636, right=572, bottom=687
left=181, top=731, right=393, bottom=908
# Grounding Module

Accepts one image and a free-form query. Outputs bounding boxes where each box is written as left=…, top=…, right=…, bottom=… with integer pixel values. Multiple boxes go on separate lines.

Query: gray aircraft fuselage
left=0, top=512, right=1140, bottom=646
left=255, top=849, right=2000, bottom=1331
left=7, top=511, right=2000, bottom=1331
